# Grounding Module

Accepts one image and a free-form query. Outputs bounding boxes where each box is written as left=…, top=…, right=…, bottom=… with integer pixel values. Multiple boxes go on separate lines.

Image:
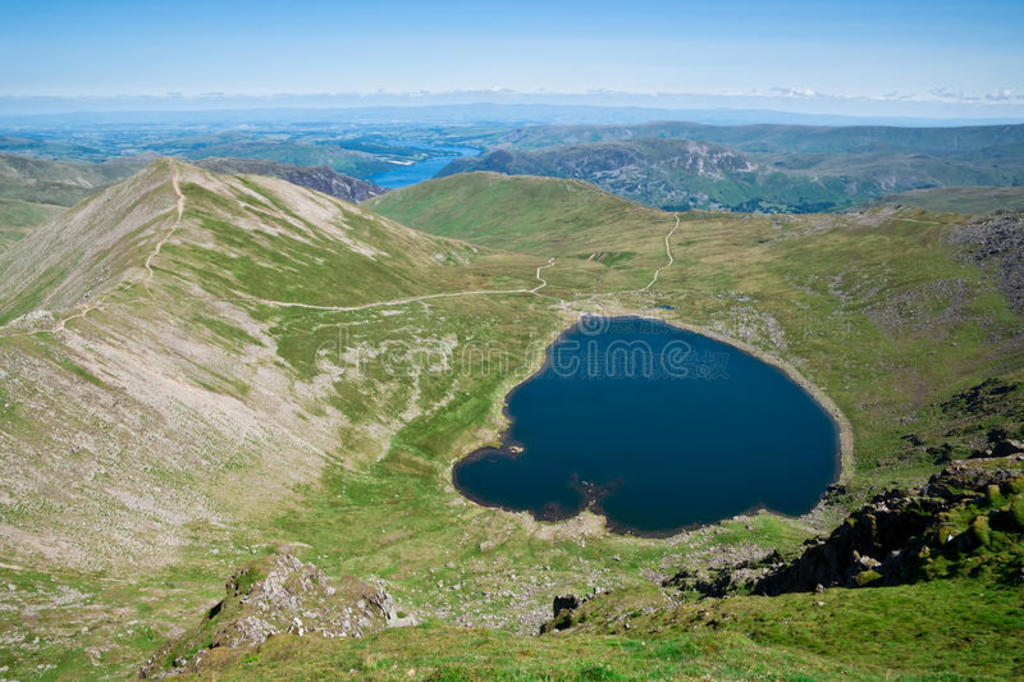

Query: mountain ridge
left=193, top=157, right=389, bottom=202
left=494, top=120, right=1024, bottom=154
left=445, top=122, right=1024, bottom=212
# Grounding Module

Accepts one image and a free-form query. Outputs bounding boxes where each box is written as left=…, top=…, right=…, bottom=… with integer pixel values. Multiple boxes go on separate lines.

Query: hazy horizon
left=1, top=91, right=1023, bottom=126
left=2, top=0, right=1023, bottom=121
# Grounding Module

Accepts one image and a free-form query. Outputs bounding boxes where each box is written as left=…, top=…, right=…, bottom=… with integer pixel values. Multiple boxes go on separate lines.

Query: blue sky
left=1, top=0, right=1022, bottom=111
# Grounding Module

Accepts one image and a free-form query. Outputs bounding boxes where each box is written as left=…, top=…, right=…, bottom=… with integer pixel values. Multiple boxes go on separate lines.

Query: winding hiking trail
left=144, top=165, right=185, bottom=292
left=253, top=287, right=538, bottom=313
left=24, top=166, right=187, bottom=336
left=644, top=214, right=680, bottom=292
left=251, top=254, right=559, bottom=312
left=54, top=167, right=184, bottom=332
left=1, top=166, right=565, bottom=337
left=4, top=171, right=690, bottom=338
left=531, top=258, right=556, bottom=293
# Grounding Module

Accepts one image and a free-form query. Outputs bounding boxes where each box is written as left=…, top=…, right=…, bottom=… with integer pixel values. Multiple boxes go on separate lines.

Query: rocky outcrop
left=538, top=591, right=619, bottom=634
left=140, top=554, right=395, bottom=677
left=897, top=377, right=1023, bottom=465
left=663, top=550, right=785, bottom=598
left=756, top=458, right=1024, bottom=596
left=552, top=594, right=581, bottom=616
left=540, top=594, right=584, bottom=633
left=195, top=157, right=388, bottom=203
left=951, top=211, right=1024, bottom=314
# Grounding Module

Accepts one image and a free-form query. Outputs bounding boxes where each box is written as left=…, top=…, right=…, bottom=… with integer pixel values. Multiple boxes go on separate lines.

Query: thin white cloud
left=769, top=86, right=820, bottom=99
left=985, top=88, right=1017, bottom=102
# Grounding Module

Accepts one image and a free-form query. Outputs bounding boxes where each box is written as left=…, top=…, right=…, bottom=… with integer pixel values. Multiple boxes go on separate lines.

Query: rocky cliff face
left=195, top=157, right=388, bottom=203
left=140, top=554, right=395, bottom=677
left=756, top=456, right=1024, bottom=596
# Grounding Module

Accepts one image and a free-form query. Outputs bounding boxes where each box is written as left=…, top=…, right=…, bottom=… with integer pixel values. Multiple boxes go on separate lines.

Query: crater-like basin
left=453, top=316, right=840, bottom=535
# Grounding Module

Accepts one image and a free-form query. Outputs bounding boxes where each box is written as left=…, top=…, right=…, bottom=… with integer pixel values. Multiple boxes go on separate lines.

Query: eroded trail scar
left=253, top=288, right=537, bottom=313
left=5, top=168, right=563, bottom=335
left=144, top=165, right=186, bottom=292
left=48, top=164, right=185, bottom=334
left=644, top=214, right=680, bottom=292
left=532, top=258, right=556, bottom=293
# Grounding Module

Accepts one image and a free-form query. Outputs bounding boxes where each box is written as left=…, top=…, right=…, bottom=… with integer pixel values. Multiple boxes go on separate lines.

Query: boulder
left=140, top=553, right=395, bottom=677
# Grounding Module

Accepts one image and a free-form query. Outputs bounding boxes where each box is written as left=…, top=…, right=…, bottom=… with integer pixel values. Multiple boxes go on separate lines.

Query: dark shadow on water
left=452, top=316, right=840, bottom=536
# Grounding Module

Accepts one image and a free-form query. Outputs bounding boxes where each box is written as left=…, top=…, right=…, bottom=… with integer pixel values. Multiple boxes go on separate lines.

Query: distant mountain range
left=877, top=185, right=1024, bottom=213
left=442, top=122, right=1024, bottom=212
left=0, top=152, right=153, bottom=206
left=489, top=120, right=1024, bottom=153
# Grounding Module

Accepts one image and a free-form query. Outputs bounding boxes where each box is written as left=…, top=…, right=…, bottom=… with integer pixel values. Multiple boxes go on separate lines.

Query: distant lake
left=370, top=145, right=478, bottom=189
left=453, top=316, right=839, bottom=535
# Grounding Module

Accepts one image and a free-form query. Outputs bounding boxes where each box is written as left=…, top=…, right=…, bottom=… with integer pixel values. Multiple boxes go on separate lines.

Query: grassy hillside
left=0, top=153, right=153, bottom=252
left=0, top=153, right=393, bottom=252
left=879, top=185, right=1024, bottom=214
left=371, top=172, right=669, bottom=255
left=0, top=197, right=63, bottom=251
left=162, top=576, right=1024, bottom=679
left=1, top=166, right=1022, bottom=679
left=0, top=152, right=151, bottom=206
left=376, top=171, right=1024, bottom=495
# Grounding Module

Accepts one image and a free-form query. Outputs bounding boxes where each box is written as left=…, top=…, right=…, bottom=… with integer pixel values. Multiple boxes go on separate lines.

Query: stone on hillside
left=140, top=553, right=396, bottom=677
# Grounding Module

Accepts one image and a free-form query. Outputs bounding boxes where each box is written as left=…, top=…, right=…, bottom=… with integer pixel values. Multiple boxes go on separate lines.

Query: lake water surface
left=453, top=316, right=839, bottom=535
left=370, top=144, right=478, bottom=189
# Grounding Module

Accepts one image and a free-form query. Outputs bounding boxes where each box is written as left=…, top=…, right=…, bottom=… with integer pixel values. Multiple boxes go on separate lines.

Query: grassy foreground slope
left=0, top=160, right=554, bottom=677
left=173, top=577, right=1024, bottom=680
left=0, top=165, right=1022, bottom=679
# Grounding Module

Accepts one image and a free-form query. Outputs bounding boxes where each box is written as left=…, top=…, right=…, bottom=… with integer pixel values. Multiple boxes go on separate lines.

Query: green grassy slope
left=0, top=197, right=63, bottom=252
left=879, top=185, right=1024, bottom=214
left=0, top=161, right=550, bottom=677
left=0, top=152, right=151, bottom=251
left=171, top=577, right=1024, bottom=680
left=0, top=152, right=151, bottom=206
left=371, top=172, right=669, bottom=255
left=1, top=168, right=1023, bottom=679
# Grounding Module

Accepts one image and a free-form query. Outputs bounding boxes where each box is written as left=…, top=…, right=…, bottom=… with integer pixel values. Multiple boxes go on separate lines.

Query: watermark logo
left=303, top=317, right=730, bottom=382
